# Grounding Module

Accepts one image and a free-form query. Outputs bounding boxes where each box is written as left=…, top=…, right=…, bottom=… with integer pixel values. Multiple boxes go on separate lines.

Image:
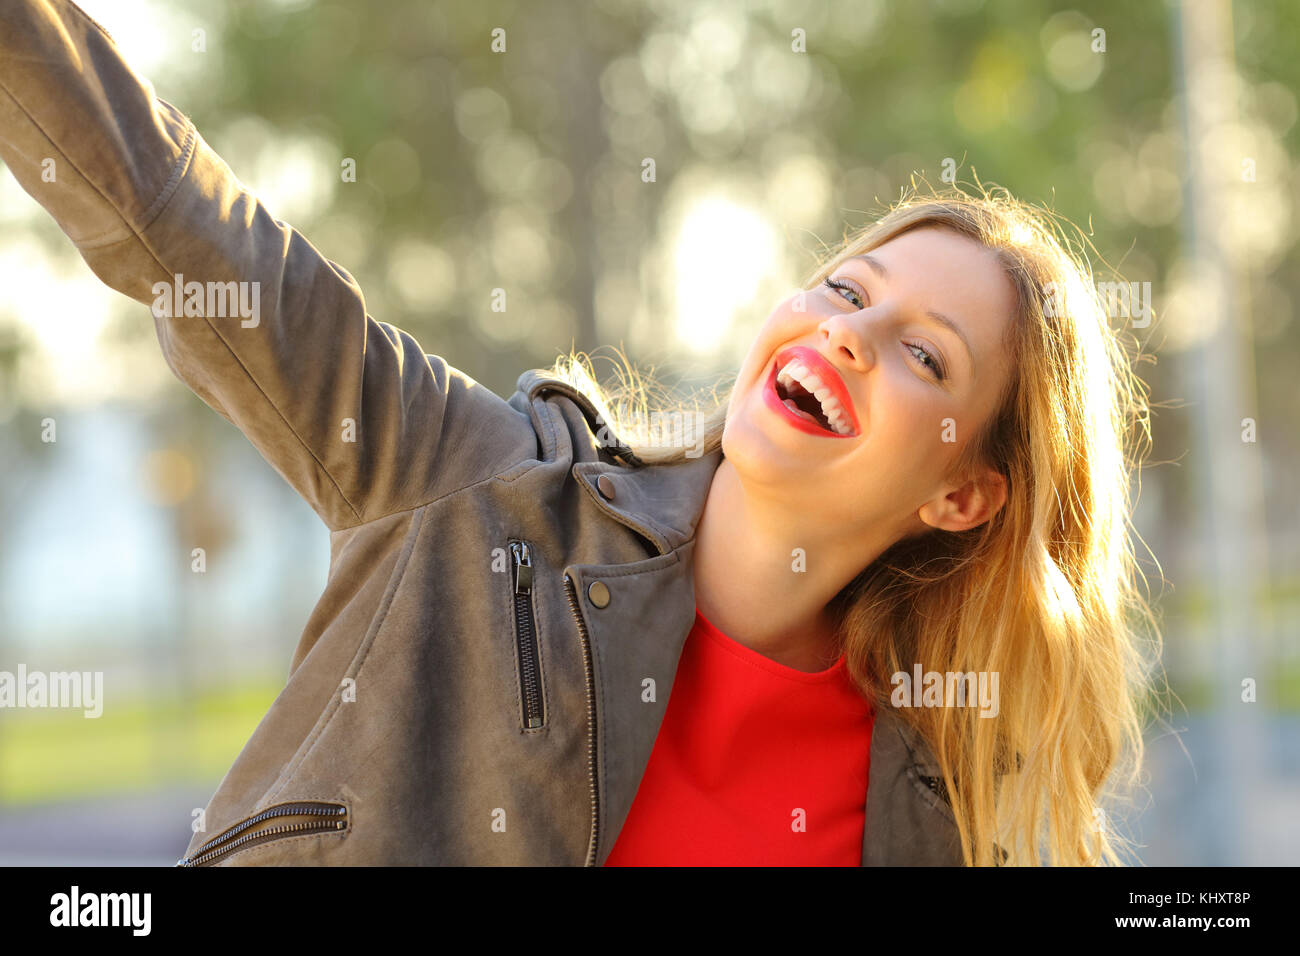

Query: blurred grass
left=0, top=676, right=284, bottom=805
left=1159, top=576, right=1300, bottom=623
left=1275, top=662, right=1300, bottom=710
left=1151, top=666, right=1300, bottom=713
left=2, top=654, right=1298, bottom=806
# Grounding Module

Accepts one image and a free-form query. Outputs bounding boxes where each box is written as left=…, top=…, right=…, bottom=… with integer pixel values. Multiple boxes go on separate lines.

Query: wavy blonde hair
left=545, top=182, right=1166, bottom=866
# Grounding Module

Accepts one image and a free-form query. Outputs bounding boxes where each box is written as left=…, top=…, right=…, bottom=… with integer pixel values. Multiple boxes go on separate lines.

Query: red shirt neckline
left=691, top=608, right=847, bottom=684
left=604, top=608, right=874, bottom=865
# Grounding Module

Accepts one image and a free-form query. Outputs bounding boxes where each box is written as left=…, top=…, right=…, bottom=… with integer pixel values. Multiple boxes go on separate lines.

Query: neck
left=691, top=459, right=892, bottom=674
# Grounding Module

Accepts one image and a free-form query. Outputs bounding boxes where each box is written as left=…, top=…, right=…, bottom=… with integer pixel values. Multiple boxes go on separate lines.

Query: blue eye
left=822, top=277, right=946, bottom=382
left=905, top=342, right=945, bottom=380
left=823, top=276, right=864, bottom=308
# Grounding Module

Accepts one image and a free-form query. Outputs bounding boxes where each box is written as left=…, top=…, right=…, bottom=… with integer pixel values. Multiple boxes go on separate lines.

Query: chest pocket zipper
left=510, top=539, right=546, bottom=730
left=176, top=801, right=348, bottom=866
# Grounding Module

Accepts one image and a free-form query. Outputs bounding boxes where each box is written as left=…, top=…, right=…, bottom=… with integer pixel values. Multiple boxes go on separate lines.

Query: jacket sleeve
left=0, top=0, right=535, bottom=530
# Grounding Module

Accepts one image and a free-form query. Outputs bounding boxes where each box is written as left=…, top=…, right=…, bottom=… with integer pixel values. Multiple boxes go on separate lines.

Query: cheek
left=737, top=300, right=812, bottom=380
left=756, top=296, right=816, bottom=343
left=866, top=382, right=952, bottom=462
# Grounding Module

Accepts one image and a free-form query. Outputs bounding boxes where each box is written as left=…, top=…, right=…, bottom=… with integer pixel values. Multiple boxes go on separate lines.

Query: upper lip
left=773, top=346, right=860, bottom=433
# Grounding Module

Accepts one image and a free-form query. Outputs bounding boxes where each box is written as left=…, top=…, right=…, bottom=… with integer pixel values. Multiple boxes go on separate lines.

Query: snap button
left=587, top=580, right=611, bottom=608
left=596, top=475, right=616, bottom=500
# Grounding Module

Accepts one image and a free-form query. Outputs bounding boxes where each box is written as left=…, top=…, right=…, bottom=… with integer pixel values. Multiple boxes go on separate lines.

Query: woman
left=0, top=0, right=1161, bottom=866
left=583, top=195, right=1162, bottom=866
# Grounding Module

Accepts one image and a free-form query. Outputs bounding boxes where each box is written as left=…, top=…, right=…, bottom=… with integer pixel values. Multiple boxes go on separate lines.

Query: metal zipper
left=564, top=572, right=600, bottom=867
left=510, top=540, right=545, bottom=729
left=176, top=801, right=348, bottom=867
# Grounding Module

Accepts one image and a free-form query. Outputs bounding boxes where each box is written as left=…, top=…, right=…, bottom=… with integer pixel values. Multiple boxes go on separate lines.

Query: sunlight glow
left=71, top=0, right=216, bottom=80
left=672, top=195, right=777, bottom=354
left=0, top=244, right=119, bottom=405
left=0, top=0, right=215, bottom=408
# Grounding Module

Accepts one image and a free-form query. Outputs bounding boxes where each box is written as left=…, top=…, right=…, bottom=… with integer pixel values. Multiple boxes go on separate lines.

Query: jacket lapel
left=564, top=545, right=700, bottom=866
left=862, top=706, right=964, bottom=865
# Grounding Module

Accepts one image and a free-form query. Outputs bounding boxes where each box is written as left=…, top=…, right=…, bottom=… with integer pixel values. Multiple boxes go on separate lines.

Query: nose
left=817, top=311, right=874, bottom=372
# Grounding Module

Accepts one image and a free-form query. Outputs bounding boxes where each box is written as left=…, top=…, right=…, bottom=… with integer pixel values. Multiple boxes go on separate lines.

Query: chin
left=720, top=404, right=808, bottom=487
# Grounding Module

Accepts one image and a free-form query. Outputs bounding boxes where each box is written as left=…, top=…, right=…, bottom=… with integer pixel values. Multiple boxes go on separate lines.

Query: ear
left=916, top=466, right=1008, bottom=533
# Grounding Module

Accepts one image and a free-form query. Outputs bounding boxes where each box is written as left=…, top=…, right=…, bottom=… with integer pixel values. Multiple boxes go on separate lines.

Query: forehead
left=861, top=226, right=1018, bottom=374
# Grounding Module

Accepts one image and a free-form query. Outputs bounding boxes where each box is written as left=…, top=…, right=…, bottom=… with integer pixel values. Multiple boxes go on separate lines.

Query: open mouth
left=775, top=372, right=838, bottom=431
left=763, top=348, right=859, bottom=438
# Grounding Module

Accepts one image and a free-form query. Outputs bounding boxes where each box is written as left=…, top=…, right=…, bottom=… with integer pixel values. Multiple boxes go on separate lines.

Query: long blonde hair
left=545, top=182, right=1166, bottom=866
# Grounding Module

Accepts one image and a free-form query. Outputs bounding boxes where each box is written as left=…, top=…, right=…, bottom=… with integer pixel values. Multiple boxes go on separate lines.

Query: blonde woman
left=0, top=0, right=1161, bottom=866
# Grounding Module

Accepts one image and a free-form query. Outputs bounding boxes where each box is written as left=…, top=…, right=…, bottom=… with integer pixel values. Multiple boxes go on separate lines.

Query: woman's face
left=724, top=225, right=1017, bottom=540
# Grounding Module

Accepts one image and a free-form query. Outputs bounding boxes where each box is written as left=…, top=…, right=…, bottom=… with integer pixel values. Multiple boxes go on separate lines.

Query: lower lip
left=762, top=361, right=855, bottom=438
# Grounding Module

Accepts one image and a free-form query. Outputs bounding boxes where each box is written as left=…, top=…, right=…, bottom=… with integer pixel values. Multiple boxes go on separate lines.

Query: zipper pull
left=511, top=540, right=533, bottom=593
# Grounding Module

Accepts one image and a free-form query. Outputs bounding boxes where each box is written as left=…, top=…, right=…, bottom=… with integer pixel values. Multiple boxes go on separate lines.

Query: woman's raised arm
left=0, top=0, right=533, bottom=530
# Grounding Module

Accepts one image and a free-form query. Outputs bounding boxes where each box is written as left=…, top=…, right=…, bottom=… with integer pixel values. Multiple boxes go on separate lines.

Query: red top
left=603, top=608, right=875, bottom=866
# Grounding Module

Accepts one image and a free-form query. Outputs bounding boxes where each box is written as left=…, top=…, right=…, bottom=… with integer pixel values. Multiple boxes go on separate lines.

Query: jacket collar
left=517, top=367, right=722, bottom=556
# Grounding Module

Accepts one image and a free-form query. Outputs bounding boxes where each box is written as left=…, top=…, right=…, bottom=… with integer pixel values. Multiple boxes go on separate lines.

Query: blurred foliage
left=6, top=0, right=1298, bottom=466
left=158, top=0, right=1294, bottom=531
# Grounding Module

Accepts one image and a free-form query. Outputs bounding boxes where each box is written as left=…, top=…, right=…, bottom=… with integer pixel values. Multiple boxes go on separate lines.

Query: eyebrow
left=848, top=253, right=976, bottom=373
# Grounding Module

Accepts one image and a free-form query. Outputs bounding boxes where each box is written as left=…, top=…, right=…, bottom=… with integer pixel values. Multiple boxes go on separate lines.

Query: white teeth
left=776, top=357, right=854, bottom=435
left=783, top=398, right=814, bottom=422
